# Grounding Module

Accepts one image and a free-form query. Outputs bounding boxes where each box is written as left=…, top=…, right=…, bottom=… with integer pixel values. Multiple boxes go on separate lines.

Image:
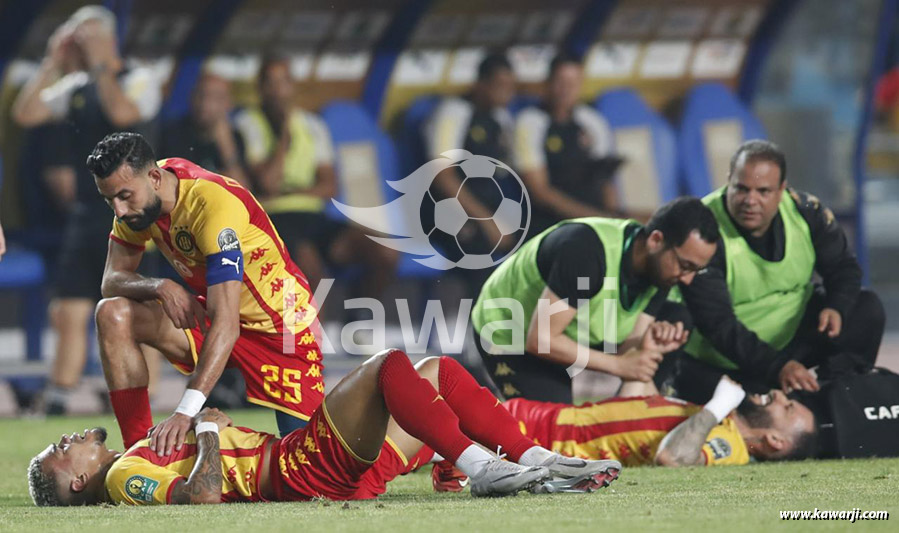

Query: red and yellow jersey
left=105, top=427, right=274, bottom=505
left=110, top=158, right=317, bottom=336
left=505, top=396, right=749, bottom=467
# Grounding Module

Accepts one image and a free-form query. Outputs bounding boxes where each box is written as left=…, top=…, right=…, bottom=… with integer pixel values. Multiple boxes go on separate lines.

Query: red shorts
left=174, top=326, right=325, bottom=422
left=269, top=402, right=434, bottom=501
left=353, top=441, right=433, bottom=499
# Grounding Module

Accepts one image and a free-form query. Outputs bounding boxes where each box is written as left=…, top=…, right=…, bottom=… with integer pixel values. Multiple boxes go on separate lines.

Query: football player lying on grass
left=431, top=375, right=819, bottom=490
left=506, top=376, right=816, bottom=468
left=28, top=350, right=621, bottom=506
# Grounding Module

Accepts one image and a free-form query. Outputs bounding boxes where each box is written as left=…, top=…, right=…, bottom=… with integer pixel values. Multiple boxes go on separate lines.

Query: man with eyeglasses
left=665, top=140, right=884, bottom=403
left=470, top=197, right=720, bottom=404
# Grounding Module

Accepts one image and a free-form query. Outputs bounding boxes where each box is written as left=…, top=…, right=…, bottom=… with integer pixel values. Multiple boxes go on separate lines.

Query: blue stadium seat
left=398, top=93, right=540, bottom=180
left=320, top=101, right=439, bottom=281
left=595, top=88, right=679, bottom=213
left=0, top=156, right=47, bottom=362
left=397, top=95, right=441, bottom=178
left=678, top=82, right=767, bottom=196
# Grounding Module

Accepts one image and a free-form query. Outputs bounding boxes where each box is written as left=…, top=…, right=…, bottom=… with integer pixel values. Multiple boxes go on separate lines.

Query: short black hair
left=646, top=197, right=720, bottom=247
left=86, top=132, right=157, bottom=179
left=548, top=52, right=582, bottom=78
left=781, top=423, right=819, bottom=461
left=477, top=52, right=512, bottom=81
left=729, top=139, right=787, bottom=183
left=259, top=50, right=291, bottom=85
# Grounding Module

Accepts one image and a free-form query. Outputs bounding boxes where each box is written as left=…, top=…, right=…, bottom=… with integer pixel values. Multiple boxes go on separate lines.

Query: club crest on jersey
left=217, top=228, right=240, bottom=252
left=175, top=230, right=196, bottom=254
left=707, top=438, right=732, bottom=460
left=125, top=475, right=159, bottom=502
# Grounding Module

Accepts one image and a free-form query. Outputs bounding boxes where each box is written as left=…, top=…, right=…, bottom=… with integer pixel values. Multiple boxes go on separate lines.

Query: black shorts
left=53, top=218, right=108, bottom=300
left=53, top=215, right=165, bottom=301
left=473, top=331, right=573, bottom=404
left=269, top=211, right=346, bottom=257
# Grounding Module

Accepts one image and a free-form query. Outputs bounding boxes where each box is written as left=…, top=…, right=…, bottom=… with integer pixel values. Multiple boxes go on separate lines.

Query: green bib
left=242, top=109, right=323, bottom=214
left=471, top=218, right=658, bottom=352
left=684, top=187, right=815, bottom=369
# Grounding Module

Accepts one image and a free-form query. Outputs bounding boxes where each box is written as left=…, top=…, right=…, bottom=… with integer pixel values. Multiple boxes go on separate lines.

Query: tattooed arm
left=654, top=409, right=718, bottom=466
left=169, top=409, right=232, bottom=504
left=655, top=376, right=745, bottom=466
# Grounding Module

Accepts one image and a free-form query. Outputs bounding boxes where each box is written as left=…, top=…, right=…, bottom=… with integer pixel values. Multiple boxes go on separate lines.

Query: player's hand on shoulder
left=157, top=279, right=208, bottom=333
left=150, top=412, right=193, bottom=456
left=194, top=407, right=233, bottom=432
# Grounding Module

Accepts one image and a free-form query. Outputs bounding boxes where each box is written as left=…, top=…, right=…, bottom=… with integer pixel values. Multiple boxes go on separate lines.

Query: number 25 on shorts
left=261, top=364, right=302, bottom=404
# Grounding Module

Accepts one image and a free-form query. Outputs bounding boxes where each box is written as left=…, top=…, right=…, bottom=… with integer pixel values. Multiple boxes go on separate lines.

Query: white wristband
left=704, top=377, right=746, bottom=423
left=174, top=389, right=207, bottom=417
left=195, top=422, right=219, bottom=435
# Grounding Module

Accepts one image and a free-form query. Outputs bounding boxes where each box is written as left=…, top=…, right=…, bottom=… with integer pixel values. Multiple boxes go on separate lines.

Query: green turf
left=1, top=409, right=897, bottom=532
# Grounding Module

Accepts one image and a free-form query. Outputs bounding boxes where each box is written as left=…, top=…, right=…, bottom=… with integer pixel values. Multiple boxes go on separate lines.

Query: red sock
left=438, top=357, right=536, bottom=462
left=378, top=350, right=473, bottom=463
left=109, top=387, right=153, bottom=449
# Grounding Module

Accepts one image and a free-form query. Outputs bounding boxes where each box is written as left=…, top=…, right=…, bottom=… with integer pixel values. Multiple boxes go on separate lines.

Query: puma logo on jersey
left=222, top=257, right=241, bottom=274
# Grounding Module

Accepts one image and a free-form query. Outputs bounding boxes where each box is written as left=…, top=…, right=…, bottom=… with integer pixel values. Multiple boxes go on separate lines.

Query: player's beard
left=736, top=398, right=773, bottom=429
left=122, top=195, right=162, bottom=231
left=646, top=251, right=674, bottom=288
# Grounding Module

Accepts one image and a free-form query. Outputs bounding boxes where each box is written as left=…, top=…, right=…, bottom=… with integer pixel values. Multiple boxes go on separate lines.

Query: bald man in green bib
left=666, top=140, right=884, bottom=403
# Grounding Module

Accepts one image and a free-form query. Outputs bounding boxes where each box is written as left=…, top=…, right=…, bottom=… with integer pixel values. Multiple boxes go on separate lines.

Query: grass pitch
left=1, top=409, right=897, bottom=532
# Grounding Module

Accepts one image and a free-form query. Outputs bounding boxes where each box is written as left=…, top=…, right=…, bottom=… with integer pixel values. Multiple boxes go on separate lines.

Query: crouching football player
left=28, top=350, right=621, bottom=505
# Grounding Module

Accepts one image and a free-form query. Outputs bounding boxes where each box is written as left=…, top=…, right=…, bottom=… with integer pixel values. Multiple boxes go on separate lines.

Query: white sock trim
left=454, top=444, right=494, bottom=478
left=517, top=446, right=554, bottom=467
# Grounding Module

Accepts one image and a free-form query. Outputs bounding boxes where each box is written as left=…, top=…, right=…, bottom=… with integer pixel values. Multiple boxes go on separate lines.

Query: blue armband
left=206, top=250, right=244, bottom=285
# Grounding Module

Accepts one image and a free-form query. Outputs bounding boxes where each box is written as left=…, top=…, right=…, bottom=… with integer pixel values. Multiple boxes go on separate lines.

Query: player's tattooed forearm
left=655, top=409, right=718, bottom=466
left=173, top=432, right=222, bottom=504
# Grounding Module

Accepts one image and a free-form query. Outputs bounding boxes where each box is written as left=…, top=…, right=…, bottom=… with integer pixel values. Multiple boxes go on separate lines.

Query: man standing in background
left=234, top=53, right=395, bottom=321
left=11, top=5, right=163, bottom=414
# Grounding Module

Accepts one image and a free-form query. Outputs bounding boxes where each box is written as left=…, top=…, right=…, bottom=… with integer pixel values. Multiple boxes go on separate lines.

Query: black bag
left=811, top=368, right=899, bottom=458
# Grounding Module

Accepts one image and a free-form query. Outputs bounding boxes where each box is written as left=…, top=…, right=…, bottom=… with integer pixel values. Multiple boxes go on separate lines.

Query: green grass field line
left=1, top=409, right=897, bottom=532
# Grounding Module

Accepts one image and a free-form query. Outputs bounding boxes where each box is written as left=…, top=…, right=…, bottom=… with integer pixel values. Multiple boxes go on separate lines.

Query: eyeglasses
left=671, top=247, right=703, bottom=274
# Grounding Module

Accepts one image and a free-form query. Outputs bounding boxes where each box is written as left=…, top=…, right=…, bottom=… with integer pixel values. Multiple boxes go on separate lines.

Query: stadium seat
left=398, top=93, right=540, bottom=180
left=397, top=95, right=441, bottom=178
left=0, top=157, right=47, bottom=363
left=595, top=88, right=679, bottom=214
left=678, top=82, right=767, bottom=196
left=320, top=101, right=440, bottom=281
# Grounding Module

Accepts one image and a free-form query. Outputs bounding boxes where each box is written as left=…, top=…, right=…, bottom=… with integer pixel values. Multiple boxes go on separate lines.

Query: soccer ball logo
left=421, top=156, right=529, bottom=268
left=332, top=150, right=531, bottom=270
